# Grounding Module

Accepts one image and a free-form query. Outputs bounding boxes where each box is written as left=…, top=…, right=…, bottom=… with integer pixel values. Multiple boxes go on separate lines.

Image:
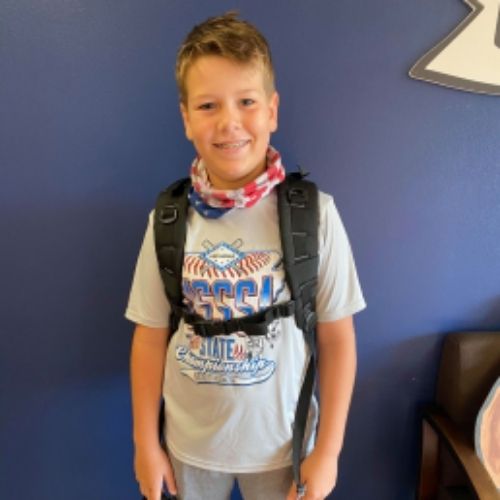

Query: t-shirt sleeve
left=125, top=210, right=171, bottom=328
left=315, top=193, right=366, bottom=322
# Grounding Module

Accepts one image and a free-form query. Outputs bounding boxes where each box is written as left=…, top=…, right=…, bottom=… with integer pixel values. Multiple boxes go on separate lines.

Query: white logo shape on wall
left=410, top=0, right=500, bottom=95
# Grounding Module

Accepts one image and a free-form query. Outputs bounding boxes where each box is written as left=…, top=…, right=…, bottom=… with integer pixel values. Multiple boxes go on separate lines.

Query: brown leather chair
left=417, top=331, right=500, bottom=500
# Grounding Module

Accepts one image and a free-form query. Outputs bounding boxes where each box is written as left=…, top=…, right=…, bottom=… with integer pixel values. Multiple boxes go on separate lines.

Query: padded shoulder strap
left=153, top=177, right=191, bottom=330
left=277, top=172, right=319, bottom=342
left=277, top=172, right=319, bottom=492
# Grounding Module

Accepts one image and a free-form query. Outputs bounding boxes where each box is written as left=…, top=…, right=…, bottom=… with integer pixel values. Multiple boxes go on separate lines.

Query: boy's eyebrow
left=236, top=88, right=260, bottom=94
left=191, top=89, right=261, bottom=101
left=190, top=94, right=215, bottom=101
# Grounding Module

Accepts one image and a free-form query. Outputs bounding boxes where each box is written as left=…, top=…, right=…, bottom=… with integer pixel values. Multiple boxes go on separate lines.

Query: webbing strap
left=182, top=300, right=295, bottom=337
left=292, top=356, right=315, bottom=486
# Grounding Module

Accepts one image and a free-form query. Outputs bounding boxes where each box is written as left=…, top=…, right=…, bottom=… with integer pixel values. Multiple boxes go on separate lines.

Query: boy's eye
left=241, top=98, right=255, bottom=106
left=198, top=102, right=215, bottom=110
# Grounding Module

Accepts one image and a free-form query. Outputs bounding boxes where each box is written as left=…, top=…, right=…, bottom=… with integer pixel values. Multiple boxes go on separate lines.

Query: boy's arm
left=130, top=324, right=177, bottom=499
left=287, top=316, right=357, bottom=500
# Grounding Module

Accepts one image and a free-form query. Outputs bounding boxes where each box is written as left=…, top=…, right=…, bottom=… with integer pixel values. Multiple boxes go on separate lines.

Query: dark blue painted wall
left=1, top=1, right=499, bottom=499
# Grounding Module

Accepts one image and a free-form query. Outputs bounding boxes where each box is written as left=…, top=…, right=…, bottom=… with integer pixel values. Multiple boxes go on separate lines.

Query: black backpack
left=153, top=171, right=319, bottom=493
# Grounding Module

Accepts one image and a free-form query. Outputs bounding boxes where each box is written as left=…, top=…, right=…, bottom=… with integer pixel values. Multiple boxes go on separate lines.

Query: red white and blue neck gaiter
left=188, top=145, right=286, bottom=219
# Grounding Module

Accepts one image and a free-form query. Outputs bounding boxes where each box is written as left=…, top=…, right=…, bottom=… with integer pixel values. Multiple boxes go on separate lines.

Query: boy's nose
left=217, top=105, right=241, bottom=132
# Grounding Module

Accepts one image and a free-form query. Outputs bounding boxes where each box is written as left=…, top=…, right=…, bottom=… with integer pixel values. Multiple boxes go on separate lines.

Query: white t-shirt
left=126, top=189, right=366, bottom=473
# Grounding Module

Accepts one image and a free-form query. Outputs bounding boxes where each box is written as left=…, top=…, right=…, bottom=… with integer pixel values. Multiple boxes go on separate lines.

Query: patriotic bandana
left=188, top=145, right=286, bottom=219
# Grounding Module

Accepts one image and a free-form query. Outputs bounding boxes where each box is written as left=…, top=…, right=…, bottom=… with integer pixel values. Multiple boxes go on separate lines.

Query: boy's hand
left=286, top=450, right=338, bottom=500
left=134, top=443, right=177, bottom=500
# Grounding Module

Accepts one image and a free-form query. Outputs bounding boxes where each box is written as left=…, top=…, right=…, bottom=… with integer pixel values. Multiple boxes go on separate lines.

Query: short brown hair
left=176, top=11, right=275, bottom=103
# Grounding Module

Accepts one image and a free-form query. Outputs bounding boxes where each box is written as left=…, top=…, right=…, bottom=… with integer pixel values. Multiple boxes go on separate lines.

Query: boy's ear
left=180, top=103, right=193, bottom=141
left=269, top=91, right=279, bottom=133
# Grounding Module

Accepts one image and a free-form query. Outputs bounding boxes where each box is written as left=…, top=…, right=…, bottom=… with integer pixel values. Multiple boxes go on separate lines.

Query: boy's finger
left=148, top=478, right=163, bottom=500
left=286, top=481, right=296, bottom=500
left=139, top=483, right=150, bottom=499
left=163, top=465, right=178, bottom=495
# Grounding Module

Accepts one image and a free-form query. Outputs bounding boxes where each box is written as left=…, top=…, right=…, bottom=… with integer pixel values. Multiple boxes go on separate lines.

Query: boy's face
left=180, top=55, right=279, bottom=190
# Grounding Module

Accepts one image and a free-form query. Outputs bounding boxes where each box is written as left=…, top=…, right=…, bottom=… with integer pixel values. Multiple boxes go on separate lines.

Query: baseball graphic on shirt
left=182, top=239, right=285, bottom=320
left=410, top=0, right=500, bottom=94
left=175, top=240, right=286, bottom=385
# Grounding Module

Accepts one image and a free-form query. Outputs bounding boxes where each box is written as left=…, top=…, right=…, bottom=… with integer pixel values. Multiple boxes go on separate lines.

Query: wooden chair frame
left=417, top=405, right=498, bottom=500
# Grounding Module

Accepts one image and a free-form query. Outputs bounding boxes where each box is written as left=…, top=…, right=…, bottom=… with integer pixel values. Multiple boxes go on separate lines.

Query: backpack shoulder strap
left=277, top=172, right=319, bottom=493
left=277, top=172, right=319, bottom=343
left=153, top=177, right=191, bottom=332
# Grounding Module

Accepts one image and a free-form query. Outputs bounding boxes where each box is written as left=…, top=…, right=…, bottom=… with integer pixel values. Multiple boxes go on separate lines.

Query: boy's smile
left=181, top=55, right=279, bottom=190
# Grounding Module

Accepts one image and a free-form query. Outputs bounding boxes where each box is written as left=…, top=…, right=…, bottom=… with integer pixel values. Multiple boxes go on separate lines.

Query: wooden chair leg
left=417, top=419, right=440, bottom=500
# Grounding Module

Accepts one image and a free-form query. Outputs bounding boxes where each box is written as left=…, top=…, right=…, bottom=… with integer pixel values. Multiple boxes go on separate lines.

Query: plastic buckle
left=296, top=483, right=307, bottom=499
left=158, top=204, right=178, bottom=224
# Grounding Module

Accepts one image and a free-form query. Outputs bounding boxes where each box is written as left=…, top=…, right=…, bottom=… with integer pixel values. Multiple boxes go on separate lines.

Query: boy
left=127, top=12, right=365, bottom=500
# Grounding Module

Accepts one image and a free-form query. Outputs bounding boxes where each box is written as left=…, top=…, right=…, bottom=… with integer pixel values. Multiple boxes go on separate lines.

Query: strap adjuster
left=304, top=310, right=317, bottom=332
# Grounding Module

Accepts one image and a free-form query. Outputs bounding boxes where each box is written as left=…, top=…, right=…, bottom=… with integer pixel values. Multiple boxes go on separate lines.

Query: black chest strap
left=179, top=300, right=296, bottom=337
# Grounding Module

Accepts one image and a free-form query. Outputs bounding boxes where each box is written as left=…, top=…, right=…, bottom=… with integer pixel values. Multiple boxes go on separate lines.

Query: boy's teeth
left=216, top=140, right=248, bottom=149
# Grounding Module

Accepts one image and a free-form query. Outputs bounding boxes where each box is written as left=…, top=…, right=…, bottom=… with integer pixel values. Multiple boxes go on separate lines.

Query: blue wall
left=1, top=1, right=499, bottom=498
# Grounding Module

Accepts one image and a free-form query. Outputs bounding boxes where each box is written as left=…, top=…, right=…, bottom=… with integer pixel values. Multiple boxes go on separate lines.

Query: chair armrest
left=423, top=406, right=498, bottom=499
